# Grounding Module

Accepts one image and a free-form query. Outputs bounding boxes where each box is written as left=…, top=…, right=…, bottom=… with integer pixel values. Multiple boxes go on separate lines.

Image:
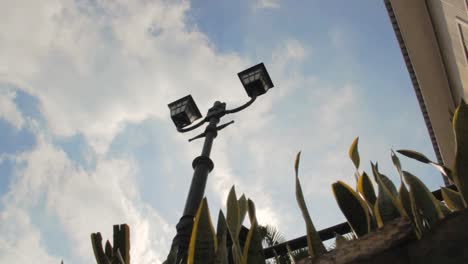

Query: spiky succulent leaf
left=397, top=150, right=431, bottom=164
left=216, top=211, right=227, bottom=248
left=332, top=180, right=371, bottom=237
left=226, top=186, right=242, bottom=263
left=391, top=150, right=403, bottom=180
left=294, top=151, right=327, bottom=256
left=214, top=211, right=228, bottom=264
left=403, top=171, right=444, bottom=228
left=238, top=194, right=248, bottom=227
left=242, top=199, right=265, bottom=264
left=371, top=163, right=407, bottom=227
left=399, top=182, right=421, bottom=238
left=188, top=198, right=217, bottom=264
left=91, top=233, right=110, bottom=264
left=397, top=150, right=453, bottom=182
left=104, top=240, right=112, bottom=260
left=357, top=172, right=376, bottom=207
left=215, top=229, right=228, bottom=263
left=371, top=163, right=398, bottom=196
left=226, top=186, right=240, bottom=238
left=349, top=137, right=360, bottom=169
left=115, top=249, right=125, bottom=264
left=441, top=187, right=464, bottom=211
left=452, top=100, right=468, bottom=207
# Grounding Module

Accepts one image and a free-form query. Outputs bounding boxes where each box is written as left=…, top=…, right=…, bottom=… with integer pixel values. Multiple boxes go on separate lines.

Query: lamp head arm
left=225, top=96, right=257, bottom=114
left=177, top=117, right=207, bottom=133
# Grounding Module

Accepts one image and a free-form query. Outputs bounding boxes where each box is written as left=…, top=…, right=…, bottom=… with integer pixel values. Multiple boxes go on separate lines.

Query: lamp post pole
left=166, top=62, right=274, bottom=263
left=172, top=102, right=224, bottom=262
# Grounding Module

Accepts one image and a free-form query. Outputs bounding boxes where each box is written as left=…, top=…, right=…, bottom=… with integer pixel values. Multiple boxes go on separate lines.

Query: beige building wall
left=427, top=0, right=468, bottom=102
left=384, top=0, right=467, bottom=174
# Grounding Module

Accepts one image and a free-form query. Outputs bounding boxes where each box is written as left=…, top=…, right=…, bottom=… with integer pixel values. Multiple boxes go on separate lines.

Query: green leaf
left=371, top=163, right=398, bottom=196
left=452, top=100, right=468, bottom=207
left=441, top=187, right=465, bottom=211
left=294, top=151, right=301, bottom=177
left=349, top=137, right=360, bottom=169
left=294, top=151, right=327, bottom=256
left=332, top=180, right=371, bottom=237
left=397, top=150, right=431, bottom=164
left=226, top=186, right=240, bottom=238
left=371, top=163, right=408, bottom=227
left=188, top=198, right=217, bottom=264
left=238, top=195, right=248, bottom=227
left=357, top=172, right=376, bottom=207
left=399, top=182, right=421, bottom=238
left=397, top=150, right=453, bottom=182
left=403, top=171, right=444, bottom=228
left=242, top=200, right=265, bottom=264
left=391, top=150, right=403, bottom=179
left=226, top=186, right=242, bottom=263
left=215, top=211, right=228, bottom=264
left=399, top=183, right=411, bottom=217
left=91, top=233, right=110, bottom=264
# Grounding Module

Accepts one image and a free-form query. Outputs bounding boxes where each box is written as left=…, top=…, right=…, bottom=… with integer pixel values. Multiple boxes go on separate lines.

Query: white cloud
left=1, top=134, right=173, bottom=263
left=0, top=208, right=62, bottom=263
left=0, top=89, right=24, bottom=130
left=255, top=0, right=280, bottom=9
left=0, top=0, right=250, bottom=154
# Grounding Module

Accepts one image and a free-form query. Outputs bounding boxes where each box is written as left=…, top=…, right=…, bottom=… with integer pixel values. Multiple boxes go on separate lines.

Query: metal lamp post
left=167, top=62, right=274, bottom=262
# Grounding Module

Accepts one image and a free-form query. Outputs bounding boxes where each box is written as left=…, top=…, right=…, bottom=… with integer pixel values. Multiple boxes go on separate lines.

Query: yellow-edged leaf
left=188, top=198, right=217, bottom=264
left=441, top=187, right=464, bottom=211
left=238, top=194, right=248, bottom=227
left=403, top=171, right=444, bottom=227
left=294, top=151, right=327, bottom=256
left=349, top=137, right=360, bottom=169
left=242, top=199, right=265, bottom=264
left=215, top=211, right=228, bottom=264
left=226, top=186, right=242, bottom=263
left=332, top=180, right=371, bottom=237
left=357, top=172, right=376, bottom=207
left=371, top=163, right=407, bottom=227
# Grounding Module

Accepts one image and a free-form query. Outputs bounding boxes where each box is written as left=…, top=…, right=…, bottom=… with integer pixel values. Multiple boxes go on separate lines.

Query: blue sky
left=0, top=0, right=445, bottom=263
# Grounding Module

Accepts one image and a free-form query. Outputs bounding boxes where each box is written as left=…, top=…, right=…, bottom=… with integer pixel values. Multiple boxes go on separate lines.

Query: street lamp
left=238, top=62, right=274, bottom=98
left=168, top=95, right=202, bottom=129
left=167, top=62, right=274, bottom=262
